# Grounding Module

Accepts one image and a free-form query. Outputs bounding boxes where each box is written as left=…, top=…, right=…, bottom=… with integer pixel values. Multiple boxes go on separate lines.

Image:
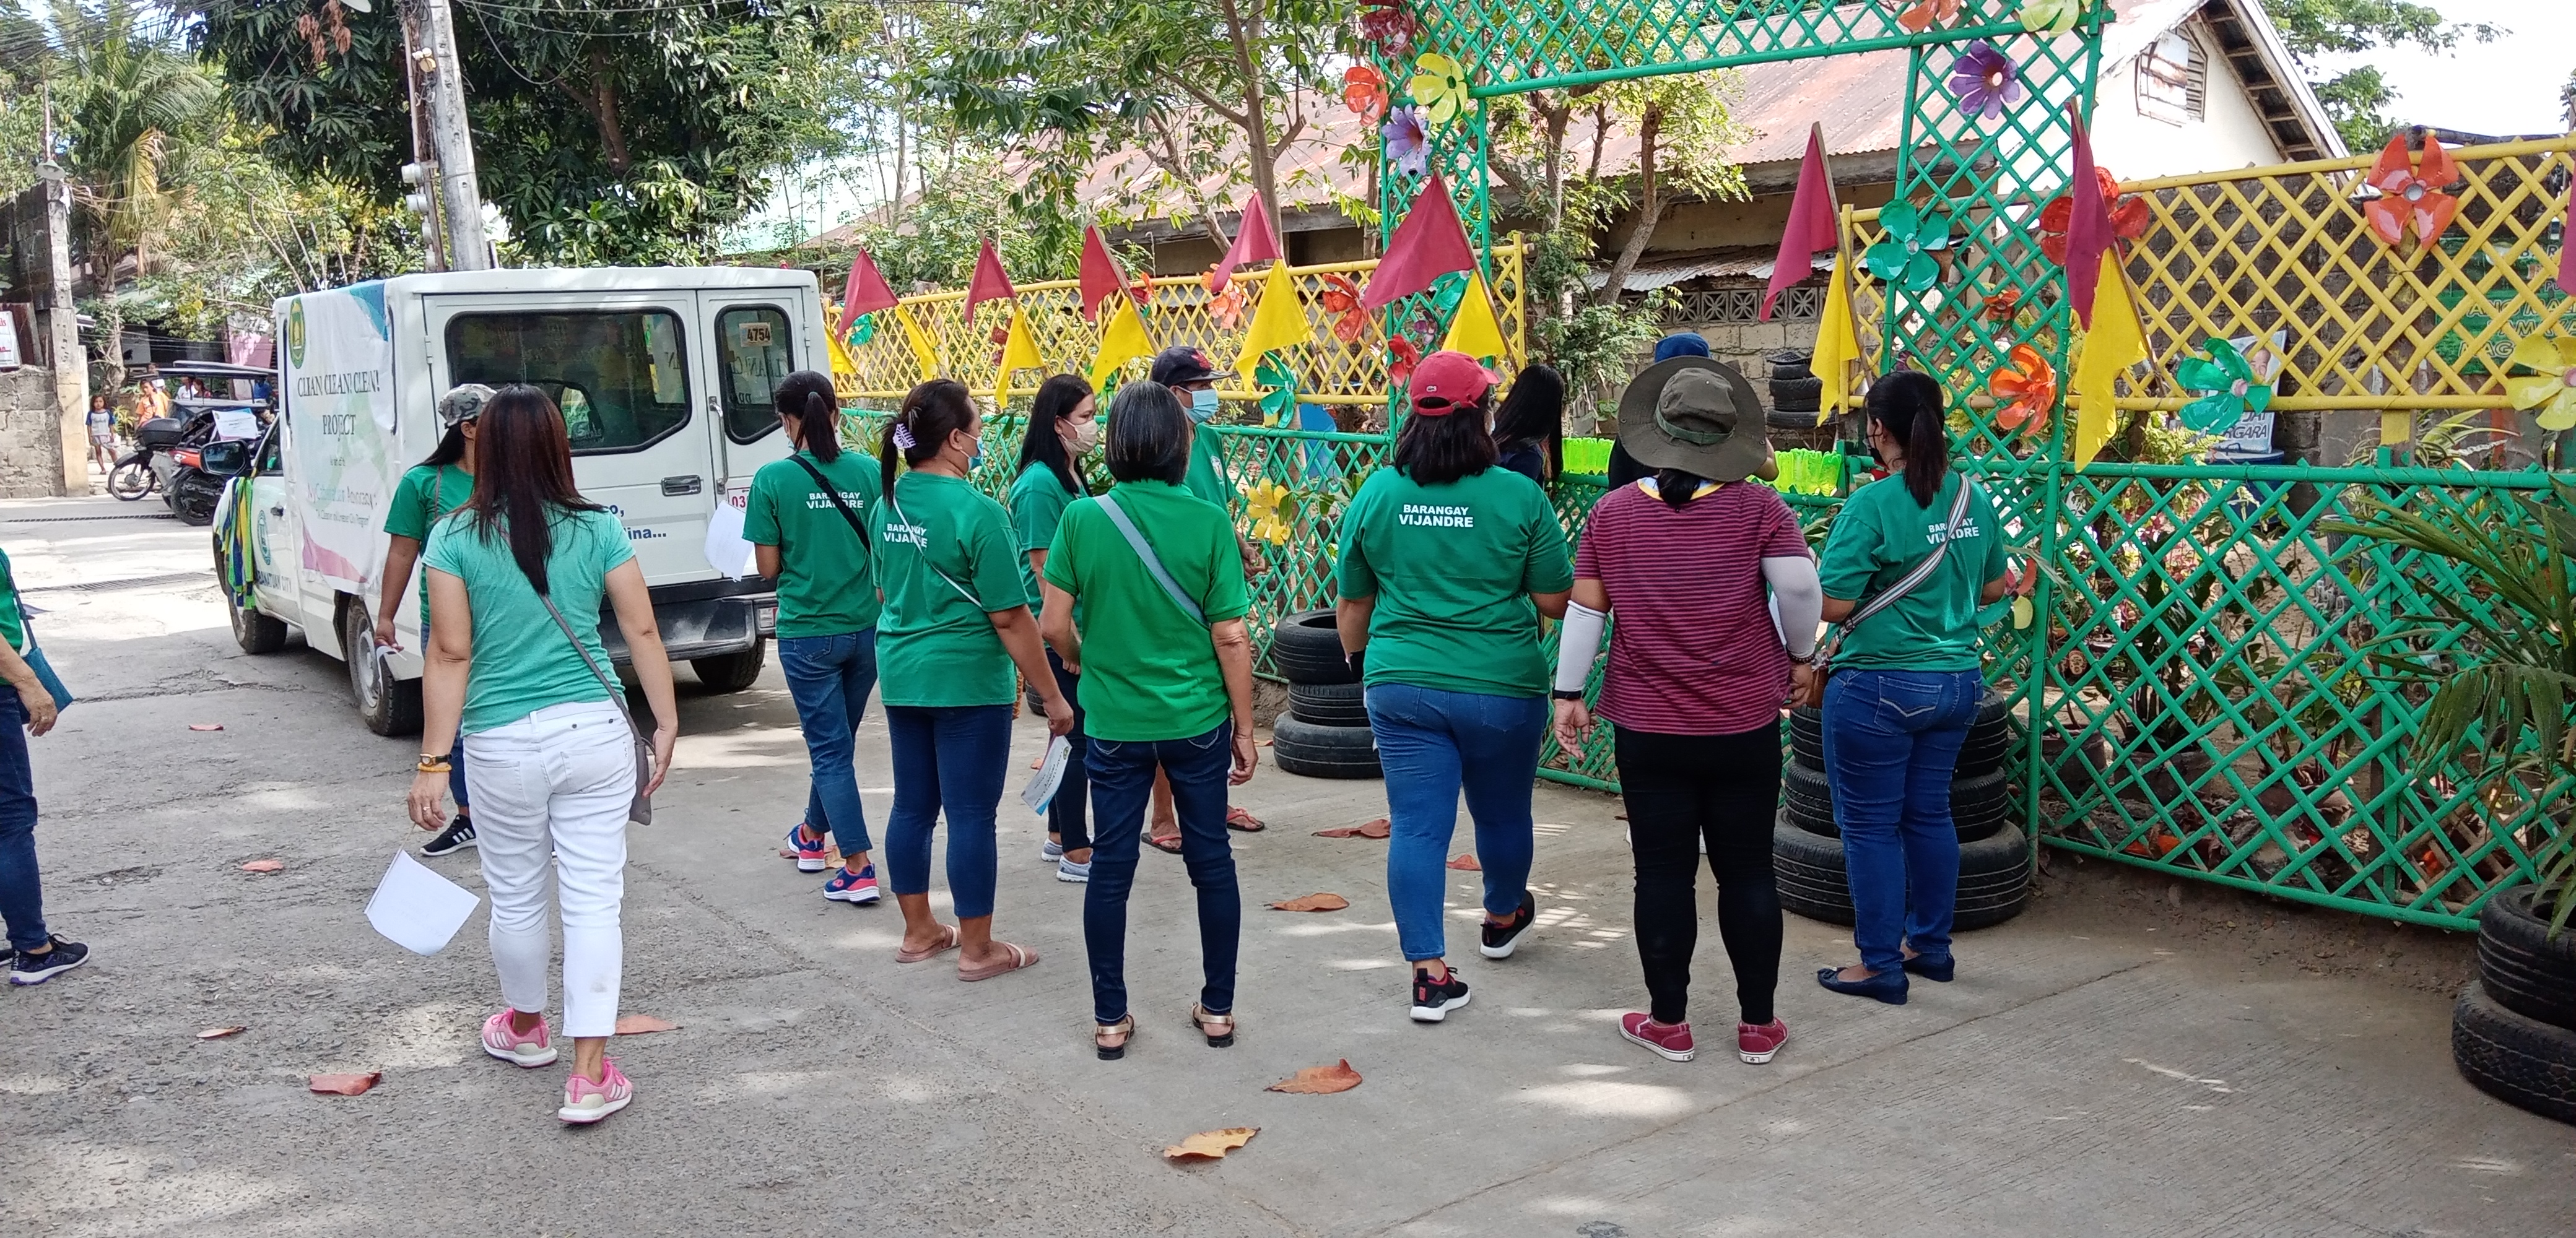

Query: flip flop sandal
left=959, top=941, right=1039, bottom=982
left=1095, top=1014, right=1136, bottom=1061
left=1225, top=807, right=1266, bottom=833
left=1144, top=833, right=1185, bottom=855
left=894, top=924, right=961, bottom=964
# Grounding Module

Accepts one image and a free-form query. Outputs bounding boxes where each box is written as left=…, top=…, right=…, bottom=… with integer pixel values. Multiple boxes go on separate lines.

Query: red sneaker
left=1737, top=1018, right=1789, bottom=1064
left=1619, top=1012, right=1696, bottom=1062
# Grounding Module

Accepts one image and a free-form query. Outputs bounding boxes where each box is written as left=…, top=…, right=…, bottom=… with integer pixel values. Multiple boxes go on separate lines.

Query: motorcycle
left=109, top=412, right=200, bottom=503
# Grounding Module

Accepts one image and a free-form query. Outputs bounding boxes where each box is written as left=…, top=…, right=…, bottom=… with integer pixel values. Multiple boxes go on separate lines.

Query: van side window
left=445, top=311, right=691, bottom=454
left=716, top=306, right=794, bottom=443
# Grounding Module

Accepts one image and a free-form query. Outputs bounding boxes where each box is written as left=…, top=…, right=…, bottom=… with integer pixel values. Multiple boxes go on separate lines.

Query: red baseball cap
left=1407, top=350, right=1493, bottom=415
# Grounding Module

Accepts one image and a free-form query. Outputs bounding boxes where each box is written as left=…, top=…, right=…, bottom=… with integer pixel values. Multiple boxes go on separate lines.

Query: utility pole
left=401, top=0, right=490, bottom=271
left=396, top=0, right=447, bottom=271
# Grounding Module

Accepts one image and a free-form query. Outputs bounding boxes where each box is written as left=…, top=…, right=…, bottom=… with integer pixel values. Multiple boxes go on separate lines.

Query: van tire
left=1271, top=610, right=1355, bottom=685
left=342, top=601, right=422, bottom=737
left=220, top=547, right=289, bottom=655
left=691, top=640, right=767, bottom=693
left=1271, top=715, right=1382, bottom=779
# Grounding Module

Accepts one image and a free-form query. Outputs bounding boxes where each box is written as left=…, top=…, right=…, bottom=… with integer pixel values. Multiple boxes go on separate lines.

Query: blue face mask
left=1189, top=387, right=1220, bottom=423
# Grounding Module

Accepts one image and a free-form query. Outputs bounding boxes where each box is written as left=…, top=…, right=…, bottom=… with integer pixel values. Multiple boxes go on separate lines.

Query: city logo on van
left=287, top=301, right=308, bottom=369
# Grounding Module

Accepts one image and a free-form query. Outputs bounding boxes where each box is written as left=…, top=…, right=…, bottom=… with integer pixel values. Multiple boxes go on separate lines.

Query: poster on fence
left=2208, top=330, right=2286, bottom=461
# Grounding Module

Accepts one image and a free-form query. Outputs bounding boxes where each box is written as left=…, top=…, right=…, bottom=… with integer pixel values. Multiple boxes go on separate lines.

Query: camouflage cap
left=437, top=383, right=495, bottom=429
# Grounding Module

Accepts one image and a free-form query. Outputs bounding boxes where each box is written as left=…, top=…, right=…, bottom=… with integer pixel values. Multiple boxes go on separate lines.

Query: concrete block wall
left=0, top=365, right=68, bottom=498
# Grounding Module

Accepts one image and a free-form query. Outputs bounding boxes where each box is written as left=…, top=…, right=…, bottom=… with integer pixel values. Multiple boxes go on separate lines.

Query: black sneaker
left=1411, top=965, right=1471, bottom=1023
left=421, top=815, right=477, bottom=857
left=1479, top=890, right=1537, bottom=959
left=10, top=936, right=89, bottom=985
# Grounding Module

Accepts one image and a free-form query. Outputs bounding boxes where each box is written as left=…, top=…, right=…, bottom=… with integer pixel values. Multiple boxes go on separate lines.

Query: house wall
left=0, top=364, right=68, bottom=499
left=2092, top=17, right=2293, bottom=179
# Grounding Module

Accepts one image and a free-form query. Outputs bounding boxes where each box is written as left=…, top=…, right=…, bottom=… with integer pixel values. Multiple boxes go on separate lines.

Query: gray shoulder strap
left=1095, top=493, right=1206, bottom=626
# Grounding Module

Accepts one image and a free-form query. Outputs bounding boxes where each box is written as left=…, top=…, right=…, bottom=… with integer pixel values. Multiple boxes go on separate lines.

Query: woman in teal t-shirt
left=1812, top=371, right=2012, bottom=1006
left=407, top=384, right=680, bottom=1127
left=1009, top=374, right=1097, bottom=880
left=378, top=383, right=492, bottom=859
left=870, top=379, right=1072, bottom=983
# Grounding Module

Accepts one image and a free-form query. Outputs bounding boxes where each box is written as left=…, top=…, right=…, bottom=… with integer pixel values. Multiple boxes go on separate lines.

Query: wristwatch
left=1551, top=689, right=1586, bottom=701
left=1786, top=649, right=1817, bottom=666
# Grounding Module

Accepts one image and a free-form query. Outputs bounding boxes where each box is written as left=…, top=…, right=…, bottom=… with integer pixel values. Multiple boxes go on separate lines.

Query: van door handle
left=661, top=475, right=703, bottom=496
left=269, top=506, right=285, bottom=516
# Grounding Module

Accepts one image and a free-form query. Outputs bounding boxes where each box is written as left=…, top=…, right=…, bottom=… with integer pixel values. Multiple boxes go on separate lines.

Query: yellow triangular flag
left=1812, top=253, right=1862, bottom=426
left=2070, top=250, right=2147, bottom=470
left=825, top=331, right=862, bottom=400
left=895, top=303, right=940, bottom=381
left=1235, top=261, right=1314, bottom=384
left=1089, top=293, right=1156, bottom=389
left=993, top=305, right=1043, bottom=407
left=1440, top=269, right=1510, bottom=362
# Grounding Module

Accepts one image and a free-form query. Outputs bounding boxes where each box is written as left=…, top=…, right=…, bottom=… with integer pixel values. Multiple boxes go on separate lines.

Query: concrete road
left=2, top=494, right=2568, bottom=1237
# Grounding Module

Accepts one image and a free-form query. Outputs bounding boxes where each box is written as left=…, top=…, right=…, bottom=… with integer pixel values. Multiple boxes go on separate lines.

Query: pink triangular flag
left=2063, top=106, right=2112, bottom=329
left=1362, top=174, right=1477, bottom=312
left=1208, top=194, right=1285, bottom=293
left=1079, top=227, right=1126, bottom=323
left=835, top=248, right=900, bottom=340
left=1764, top=128, right=1838, bottom=321
left=964, top=240, right=1015, bottom=321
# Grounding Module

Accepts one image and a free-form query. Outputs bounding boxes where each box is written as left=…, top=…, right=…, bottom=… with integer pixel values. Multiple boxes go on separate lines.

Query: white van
left=212, top=267, right=827, bottom=734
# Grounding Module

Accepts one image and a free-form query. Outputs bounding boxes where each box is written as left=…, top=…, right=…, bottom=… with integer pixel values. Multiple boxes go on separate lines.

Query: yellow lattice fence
left=835, top=243, right=1528, bottom=406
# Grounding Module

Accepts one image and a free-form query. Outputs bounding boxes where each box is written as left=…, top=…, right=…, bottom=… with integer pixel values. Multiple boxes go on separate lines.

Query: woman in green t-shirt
left=870, top=379, right=1073, bottom=982
left=377, top=383, right=493, bottom=860
left=1335, top=351, right=1575, bottom=1024
left=1812, top=371, right=2012, bottom=1006
left=1009, top=374, right=1097, bottom=881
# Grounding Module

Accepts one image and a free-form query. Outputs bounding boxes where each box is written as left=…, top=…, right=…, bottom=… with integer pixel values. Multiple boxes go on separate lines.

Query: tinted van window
left=717, top=306, right=794, bottom=443
left=445, top=311, right=691, bottom=454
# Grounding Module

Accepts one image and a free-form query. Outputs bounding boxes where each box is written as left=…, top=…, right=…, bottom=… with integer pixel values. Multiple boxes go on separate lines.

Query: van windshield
left=445, top=311, right=691, bottom=454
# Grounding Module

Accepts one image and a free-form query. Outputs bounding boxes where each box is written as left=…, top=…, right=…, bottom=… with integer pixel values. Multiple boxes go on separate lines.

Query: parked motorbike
left=138, top=410, right=221, bottom=525
left=106, top=418, right=184, bottom=501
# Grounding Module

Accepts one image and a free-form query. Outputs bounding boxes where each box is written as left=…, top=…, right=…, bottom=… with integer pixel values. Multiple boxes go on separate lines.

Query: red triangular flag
left=836, top=248, right=900, bottom=339
left=2063, top=106, right=2113, bottom=329
left=1362, top=174, right=1477, bottom=312
left=1208, top=194, right=1284, bottom=293
left=1079, top=227, right=1126, bottom=323
left=965, top=239, right=1015, bottom=321
left=1764, top=128, right=1839, bottom=321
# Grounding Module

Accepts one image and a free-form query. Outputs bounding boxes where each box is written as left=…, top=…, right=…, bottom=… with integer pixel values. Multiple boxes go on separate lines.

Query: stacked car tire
left=1765, top=348, right=1823, bottom=418
left=1269, top=610, right=1382, bottom=779
left=2452, top=887, right=2576, bottom=1123
left=1772, top=689, right=2032, bottom=929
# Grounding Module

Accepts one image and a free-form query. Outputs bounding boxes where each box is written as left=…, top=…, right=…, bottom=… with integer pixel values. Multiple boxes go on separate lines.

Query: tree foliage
left=2260, top=0, right=2500, bottom=148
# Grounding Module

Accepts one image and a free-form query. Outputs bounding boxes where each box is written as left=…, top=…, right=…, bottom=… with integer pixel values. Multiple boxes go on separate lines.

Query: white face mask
left=1189, top=387, right=1220, bottom=423
left=1065, top=418, right=1099, bottom=454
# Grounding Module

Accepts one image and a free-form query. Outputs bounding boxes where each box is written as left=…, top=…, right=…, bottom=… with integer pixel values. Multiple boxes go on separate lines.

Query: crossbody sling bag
left=1094, top=493, right=1207, bottom=626
left=536, top=585, right=656, bottom=827
left=882, top=485, right=985, bottom=608
left=1806, top=478, right=1977, bottom=703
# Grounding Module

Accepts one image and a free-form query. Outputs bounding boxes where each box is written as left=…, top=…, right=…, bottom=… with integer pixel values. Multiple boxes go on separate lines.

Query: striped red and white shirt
left=1573, top=479, right=1809, bottom=736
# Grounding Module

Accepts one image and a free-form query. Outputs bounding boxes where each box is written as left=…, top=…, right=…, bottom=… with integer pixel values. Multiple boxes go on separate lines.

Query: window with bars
left=2137, top=28, right=2207, bottom=124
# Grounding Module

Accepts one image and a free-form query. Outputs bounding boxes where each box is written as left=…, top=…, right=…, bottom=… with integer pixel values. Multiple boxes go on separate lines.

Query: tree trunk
left=564, top=49, right=632, bottom=174
left=1596, top=104, right=1664, bottom=305
left=1217, top=0, right=1284, bottom=242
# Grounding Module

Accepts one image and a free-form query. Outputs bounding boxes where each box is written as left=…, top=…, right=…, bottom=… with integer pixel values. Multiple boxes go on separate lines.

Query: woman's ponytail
left=883, top=378, right=976, bottom=498
left=1866, top=370, right=1949, bottom=508
left=799, top=391, right=842, bottom=463
left=772, top=370, right=843, bottom=464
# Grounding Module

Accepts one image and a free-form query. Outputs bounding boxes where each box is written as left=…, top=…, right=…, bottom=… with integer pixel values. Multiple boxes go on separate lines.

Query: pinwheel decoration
left=1318, top=273, right=1371, bottom=343
left=1894, top=0, right=1959, bottom=33
left=1863, top=202, right=1954, bottom=293
left=1207, top=276, right=1250, bottom=331
left=1409, top=53, right=1474, bottom=128
left=1244, top=480, right=1295, bottom=546
left=1255, top=354, right=1300, bottom=427
left=1947, top=41, right=2024, bottom=120
left=2018, top=0, right=2082, bottom=35
left=2505, top=334, right=2576, bottom=430
left=1383, top=106, right=1430, bottom=177
left=2176, top=338, right=2273, bottom=434
left=1342, top=65, right=1388, bottom=123
left=2364, top=133, right=2462, bottom=248
left=1987, top=343, right=2058, bottom=435
left=2037, top=167, right=2151, bottom=264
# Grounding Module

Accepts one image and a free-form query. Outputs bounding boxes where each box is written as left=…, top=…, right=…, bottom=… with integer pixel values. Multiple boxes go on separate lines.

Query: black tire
left=2478, top=888, right=2576, bottom=1031
left=341, top=601, right=422, bottom=737
left=1771, top=816, right=2029, bottom=929
left=1790, top=706, right=1824, bottom=771
left=1955, top=724, right=2011, bottom=778
left=1271, top=715, right=1381, bottom=779
left=1773, top=818, right=1855, bottom=925
left=2452, top=981, right=2576, bottom=1124
left=170, top=472, right=223, bottom=526
left=215, top=543, right=289, bottom=655
left=1270, top=610, right=1354, bottom=685
left=1791, top=698, right=2012, bottom=775
left=1288, top=680, right=1370, bottom=729
left=1783, top=762, right=1837, bottom=833
left=1780, top=764, right=2010, bottom=843
left=691, top=639, right=766, bottom=693
left=1763, top=348, right=1812, bottom=380
left=1769, top=376, right=1824, bottom=408
left=108, top=456, right=154, bottom=500
left=1951, top=825, right=2032, bottom=929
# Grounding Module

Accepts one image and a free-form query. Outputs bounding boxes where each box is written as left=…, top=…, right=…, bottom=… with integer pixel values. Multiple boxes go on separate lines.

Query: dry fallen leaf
left=1447, top=854, right=1481, bottom=870
left=1313, top=818, right=1391, bottom=839
left=240, top=860, right=284, bottom=873
left=1266, top=1060, right=1362, bottom=1094
left=776, top=847, right=797, bottom=859
left=1163, top=1127, right=1258, bottom=1161
left=196, top=1026, right=246, bottom=1040
left=1266, top=893, right=1350, bottom=912
left=188, top=723, right=224, bottom=732
left=308, top=1071, right=380, bottom=1096
left=614, top=1014, right=677, bottom=1035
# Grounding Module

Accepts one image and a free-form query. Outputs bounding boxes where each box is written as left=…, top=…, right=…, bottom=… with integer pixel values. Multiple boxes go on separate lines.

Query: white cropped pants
left=463, top=699, right=634, bottom=1038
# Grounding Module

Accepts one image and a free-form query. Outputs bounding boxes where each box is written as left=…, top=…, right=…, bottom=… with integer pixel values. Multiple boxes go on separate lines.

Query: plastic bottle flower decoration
left=2364, top=133, right=2462, bottom=248
left=2017, top=0, right=2082, bottom=35
left=1255, top=354, right=1300, bottom=427
left=1409, top=53, right=1474, bottom=128
left=1988, top=343, right=2058, bottom=435
left=1382, top=106, right=1430, bottom=178
left=1359, top=0, right=1414, bottom=56
left=1863, top=202, right=1954, bottom=293
left=1894, top=0, right=1959, bottom=33
left=1244, top=480, right=1295, bottom=545
left=1318, top=273, right=1371, bottom=343
left=1947, top=41, right=2024, bottom=120
left=2037, top=167, right=2150, bottom=262
left=2175, top=338, right=2273, bottom=433
left=1387, top=336, right=1422, bottom=384
left=1980, top=286, right=2021, bottom=322
left=1342, top=65, right=1388, bottom=123
left=845, top=313, right=877, bottom=347
left=1207, top=276, right=1250, bottom=331
left=2505, top=335, right=2576, bottom=430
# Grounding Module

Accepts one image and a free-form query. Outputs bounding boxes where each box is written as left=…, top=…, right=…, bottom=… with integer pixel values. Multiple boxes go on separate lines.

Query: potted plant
left=2333, top=481, right=2576, bottom=1123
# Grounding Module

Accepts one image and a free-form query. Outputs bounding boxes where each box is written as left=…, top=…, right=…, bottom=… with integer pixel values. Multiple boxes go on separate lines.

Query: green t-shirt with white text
left=1816, top=472, right=2009, bottom=672
left=1336, top=465, right=1573, bottom=698
left=420, top=507, right=634, bottom=735
left=744, top=449, right=883, bottom=639
left=1184, top=423, right=1230, bottom=511
left=1043, top=480, right=1248, bottom=742
left=868, top=472, right=1027, bottom=708
left=385, top=462, right=474, bottom=629
left=1009, top=461, right=1079, bottom=613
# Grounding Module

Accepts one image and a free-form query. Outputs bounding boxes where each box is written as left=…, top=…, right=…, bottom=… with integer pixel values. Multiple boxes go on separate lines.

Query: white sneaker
left=558, top=1058, right=633, bottom=1125
left=1056, top=857, right=1092, bottom=883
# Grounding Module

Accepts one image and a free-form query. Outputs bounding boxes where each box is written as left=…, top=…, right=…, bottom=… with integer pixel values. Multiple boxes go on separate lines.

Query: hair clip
left=891, top=423, right=917, bottom=451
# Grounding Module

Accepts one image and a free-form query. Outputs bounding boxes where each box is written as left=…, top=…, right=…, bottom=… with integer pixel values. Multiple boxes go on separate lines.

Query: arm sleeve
left=1335, top=487, right=1378, bottom=600
left=742, top=471, right=783, bottom=548
left=1816, top=491, right=1882, bottom=599
left=1762, top=555, right=1824, bottom=659
left=1554, top=602, right=1606, bottom=693
left=1522, top=490, right=1576, bottom=594
left=1040, top=507, right=1080, bottom=592
left=383, top=469, right=429, bottom=539
left=598, top=511, right=636, bottom=573
left=1012, top=473, right=1063, bottom=553
left=1977, top=487, right=2010, bottom=581
left=1758, top=488, right=1811, bottom=560
left=1201, top=513, right=1251, bottom=622
left=967, top=502, right=1027, bottom=613
left=419, top=517, right=460, bottom=577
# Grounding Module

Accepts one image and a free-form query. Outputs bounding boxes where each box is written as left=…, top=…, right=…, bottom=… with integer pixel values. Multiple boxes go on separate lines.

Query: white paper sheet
left=365, top=850, right=481, bottom=956
left=702, top=494, right=758, bottom=579
left=1020, top=735, right=1072, bottom=816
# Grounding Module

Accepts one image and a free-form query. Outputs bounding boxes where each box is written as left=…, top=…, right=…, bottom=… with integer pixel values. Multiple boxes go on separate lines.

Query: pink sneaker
left=1738, top=1018, right=1789, bottom=1064
left=1619, top=1012, right=1696, bottom=1062
left=482, top=1010, right=558, bottom=1067
left=559, top=1058, right=633, bottom=1125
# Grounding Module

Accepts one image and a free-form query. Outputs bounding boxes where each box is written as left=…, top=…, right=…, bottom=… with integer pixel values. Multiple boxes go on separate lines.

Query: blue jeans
left=1083, top=723, right=1238, bottom=1023
left=1822, top=669, right=1983, bottom=974
left=1367, top=683, right=1547, bottom=963
left=0, top=690, right=45, bottom=951
left=780, top=630, right=879, bottom=857
left=1045, top=647, right=1089, bottom=852
left=883, top=704, right=1010, bottom=919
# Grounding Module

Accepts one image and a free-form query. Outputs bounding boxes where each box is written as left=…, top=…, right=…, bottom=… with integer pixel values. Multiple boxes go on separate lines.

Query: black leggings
left=1046, top=647, right=1089, bottom=852
left=1614, top=724, right=1784, bottom=1026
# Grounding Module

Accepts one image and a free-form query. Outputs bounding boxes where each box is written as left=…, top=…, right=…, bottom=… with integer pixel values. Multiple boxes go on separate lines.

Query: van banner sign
left=283, top=284, right=396, bottom=595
